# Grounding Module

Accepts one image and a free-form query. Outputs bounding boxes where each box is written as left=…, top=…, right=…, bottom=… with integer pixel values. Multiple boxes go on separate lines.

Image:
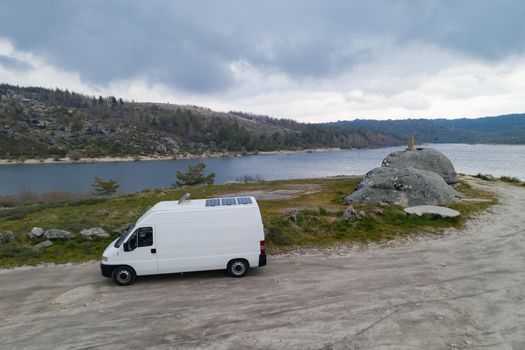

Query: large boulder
left=382, top=148, right=458, bottom=184
left=44, top=229, right=75, bottom=239
left=345, top=167, right=460, bottom=207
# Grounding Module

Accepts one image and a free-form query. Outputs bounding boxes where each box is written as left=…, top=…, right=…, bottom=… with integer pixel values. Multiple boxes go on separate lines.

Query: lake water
left=1, top=143, right=524, bottom=195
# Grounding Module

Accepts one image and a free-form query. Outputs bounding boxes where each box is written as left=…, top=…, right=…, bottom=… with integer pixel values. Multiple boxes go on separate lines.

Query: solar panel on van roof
left=221, top=197, right=237, bottom=206
left=205, top=199, right=221, bottom=207
left=236, top=197, right=252, bottom=205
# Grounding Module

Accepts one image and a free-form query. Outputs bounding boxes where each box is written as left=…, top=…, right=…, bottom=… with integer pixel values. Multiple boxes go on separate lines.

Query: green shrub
left=500, top=176, right=521, bottom=184
left=474, top=173, right=494, bottom=181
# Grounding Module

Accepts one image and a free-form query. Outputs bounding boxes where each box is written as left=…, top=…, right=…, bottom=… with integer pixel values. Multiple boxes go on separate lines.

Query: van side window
left=137, top=227, right=153, bottom=247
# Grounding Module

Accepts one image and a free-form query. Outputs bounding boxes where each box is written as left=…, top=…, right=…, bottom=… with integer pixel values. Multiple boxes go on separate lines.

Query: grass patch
left=474, top=173, right=495, bottom=181
left=500, top=176, right=522, bottom=185
left=0, top=176, right=496, bottom=268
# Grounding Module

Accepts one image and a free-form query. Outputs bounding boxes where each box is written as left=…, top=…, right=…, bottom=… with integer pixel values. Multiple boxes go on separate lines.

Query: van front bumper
left=258, top=254, right=267, bottom=267
left=101, top=263, right=116, bottom=278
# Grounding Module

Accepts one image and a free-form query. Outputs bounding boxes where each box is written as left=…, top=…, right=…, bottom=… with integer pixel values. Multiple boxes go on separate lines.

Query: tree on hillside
left=92, top=176, right=120, bottom=195
left=173, top=162, right=215, bottom=187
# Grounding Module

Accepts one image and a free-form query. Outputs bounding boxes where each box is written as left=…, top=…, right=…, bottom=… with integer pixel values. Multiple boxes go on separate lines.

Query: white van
left=101, top=196, right=266, bottom=285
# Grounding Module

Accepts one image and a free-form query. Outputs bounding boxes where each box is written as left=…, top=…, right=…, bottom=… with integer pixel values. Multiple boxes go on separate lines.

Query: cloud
left=1, top=0, right=525, bottom=121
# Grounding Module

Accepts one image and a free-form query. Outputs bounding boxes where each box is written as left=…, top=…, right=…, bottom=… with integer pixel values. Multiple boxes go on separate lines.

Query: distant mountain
left=0, top=84, right=400, bottom=160
left=327, top=114, right=525, bottom=144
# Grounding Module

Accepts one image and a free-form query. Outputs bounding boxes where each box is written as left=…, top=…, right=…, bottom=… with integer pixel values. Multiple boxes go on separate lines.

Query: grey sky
left=1, top=0, right=525, bottom=121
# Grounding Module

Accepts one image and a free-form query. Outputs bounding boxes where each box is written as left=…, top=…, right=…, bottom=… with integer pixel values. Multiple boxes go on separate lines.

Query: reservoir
left=1, top=143, right=524, bottom=195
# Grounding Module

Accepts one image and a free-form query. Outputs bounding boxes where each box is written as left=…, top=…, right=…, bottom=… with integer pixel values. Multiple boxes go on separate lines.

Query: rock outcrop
left=382, top=148, right=458, bottom=184
left=345, top=166, right=460, bottom=206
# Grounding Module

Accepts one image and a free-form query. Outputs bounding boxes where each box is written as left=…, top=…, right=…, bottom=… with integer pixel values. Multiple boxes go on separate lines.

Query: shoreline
left=0, top=148, right=343, bottom=166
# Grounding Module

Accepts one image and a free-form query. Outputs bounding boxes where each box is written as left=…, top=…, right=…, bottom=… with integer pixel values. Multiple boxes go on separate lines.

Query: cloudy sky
left=1, top=0, right=525, bottom=122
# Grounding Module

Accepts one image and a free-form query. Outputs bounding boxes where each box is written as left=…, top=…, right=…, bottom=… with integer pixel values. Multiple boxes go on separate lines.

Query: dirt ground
left=1, top=180, right=524, bottom=350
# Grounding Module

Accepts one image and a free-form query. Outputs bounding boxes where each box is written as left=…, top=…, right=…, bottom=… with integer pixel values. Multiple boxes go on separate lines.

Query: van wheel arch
left=227, top=259, right=249, bottom=278
left=112, top=265, right=137, bottom=286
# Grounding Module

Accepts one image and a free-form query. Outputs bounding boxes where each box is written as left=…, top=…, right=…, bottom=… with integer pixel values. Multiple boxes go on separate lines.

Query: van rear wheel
left=112, top=266, right=136, bottom=286
left=227, top=259, right=249, bottom=278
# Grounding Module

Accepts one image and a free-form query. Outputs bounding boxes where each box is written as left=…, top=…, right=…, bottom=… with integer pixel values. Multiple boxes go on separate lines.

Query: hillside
left=327, top=114, right=525, bottom=144
left=0, top=84, right=401, bottom=160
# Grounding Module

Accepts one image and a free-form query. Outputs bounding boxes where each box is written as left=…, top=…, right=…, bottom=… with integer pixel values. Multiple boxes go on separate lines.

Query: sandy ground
left=0, top=180, right=524, bottom=349
left=0, top=148, right=342, bottom=166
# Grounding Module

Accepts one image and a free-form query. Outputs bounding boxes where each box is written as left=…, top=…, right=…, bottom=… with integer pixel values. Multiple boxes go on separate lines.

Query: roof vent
left=178, top=192, right=191, bottom=204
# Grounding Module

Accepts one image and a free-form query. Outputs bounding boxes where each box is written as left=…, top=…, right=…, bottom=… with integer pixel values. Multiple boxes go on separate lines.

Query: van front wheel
left=112, top=266, right=136, bottom=286
left=227, top=259, right=249, bottom=278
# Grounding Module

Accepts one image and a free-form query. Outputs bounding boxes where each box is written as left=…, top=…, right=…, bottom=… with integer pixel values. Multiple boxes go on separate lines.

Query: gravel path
left=1, top=180, right=524, bottom=349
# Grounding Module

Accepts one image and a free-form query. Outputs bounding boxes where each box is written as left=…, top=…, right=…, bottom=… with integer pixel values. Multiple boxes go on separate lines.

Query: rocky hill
left=328, top=114, right=525, bottom=144
left=0, top=84, right=401, bottom=160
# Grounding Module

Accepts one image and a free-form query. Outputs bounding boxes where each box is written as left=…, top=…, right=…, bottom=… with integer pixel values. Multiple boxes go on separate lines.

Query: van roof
left=149, top=196, right=257, bottom=212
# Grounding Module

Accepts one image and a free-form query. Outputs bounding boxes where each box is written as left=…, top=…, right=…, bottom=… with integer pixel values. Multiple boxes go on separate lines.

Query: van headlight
left=102, top=256, right=108, bottom=262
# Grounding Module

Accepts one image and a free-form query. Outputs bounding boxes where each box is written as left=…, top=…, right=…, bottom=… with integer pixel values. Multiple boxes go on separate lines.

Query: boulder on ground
left=345, top=167, right=460, bottom=207
left=342, top=205, right=361, bottom=220
left=404, top=205, right=460, bottom=218
left=28, top=227, right=44, bottom=240
left=382, top=148, right=458, bottom=184
left=80, top=227, right=109, bottom=238
left=33, top=240, right=53, bottom=250
left=0, top=231, right=15, bottom=244
left=44, top=229, right=75, bottom=239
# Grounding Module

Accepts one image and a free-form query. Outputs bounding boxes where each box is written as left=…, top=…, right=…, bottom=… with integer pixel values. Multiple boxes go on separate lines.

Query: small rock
left=113, top=223, right=133, bottom=235
left=44, top=229, right=75, bottom=239
left=378, top=202, right=389, bottom=207
left=284, top=209, right=299, bottom=222
left=372, top=209, right=384, bottom=215
left=33, top=240, right=53, bottom=250
left=0, top=231, right=15, bottom=244
left=343, top=205, right=361, bottom=220
left=404, top=205, right=460, bottom=218
left=80, top=227, right=109, bottom=238
left=28, top=227, right=44, bottom=240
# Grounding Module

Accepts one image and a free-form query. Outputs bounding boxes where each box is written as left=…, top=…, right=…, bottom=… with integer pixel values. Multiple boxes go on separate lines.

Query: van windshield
left=114, top=225, right=134, bottom=248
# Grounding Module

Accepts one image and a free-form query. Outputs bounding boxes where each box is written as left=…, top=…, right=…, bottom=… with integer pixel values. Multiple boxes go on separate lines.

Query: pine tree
left=173, top=162, right=215, bottom=187
left=92, top=176, right=120, bottom=195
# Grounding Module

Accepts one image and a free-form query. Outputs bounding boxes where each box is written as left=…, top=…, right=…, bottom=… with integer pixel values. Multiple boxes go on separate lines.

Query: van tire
left=227, top=259, right=249, bottom=278
left=112, top=266, right=136, bottom=286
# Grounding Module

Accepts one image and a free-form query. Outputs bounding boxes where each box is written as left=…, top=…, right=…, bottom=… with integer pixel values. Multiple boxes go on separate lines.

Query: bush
left=474, top=173, right=494, bottom=181
left=68, top=150, right=82, bottom=161
left=173, top=162, right=215, bottom=187
left=92, top=176, right=120, bottom=195
left=235, top=174, right=264, bottom=183
left=0, top=244, right=41, bottom=259
left=500, top=176, right=521, bottom=184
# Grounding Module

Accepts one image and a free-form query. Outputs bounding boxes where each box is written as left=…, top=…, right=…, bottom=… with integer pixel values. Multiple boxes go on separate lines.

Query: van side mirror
left=123, top=233, right=137, bottom=252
